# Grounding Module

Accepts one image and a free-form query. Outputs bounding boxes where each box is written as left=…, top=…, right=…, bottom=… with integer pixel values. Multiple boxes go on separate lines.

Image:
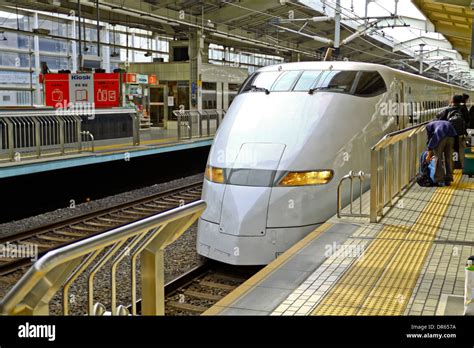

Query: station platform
left=204, top=171, right=473, bottom=316
left=0, top=127, right=213, bottom=179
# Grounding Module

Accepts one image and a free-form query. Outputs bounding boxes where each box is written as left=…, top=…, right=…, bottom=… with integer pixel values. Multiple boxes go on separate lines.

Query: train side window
left=317, top=70, right=357, bottom=93
left=271, top=70, right=302, bottom=91
left=238, top=73, right=259, bottom=94
left=239, top=71, right=282, bottom=94
left=313, top=71, right=338, bottom=89
left=252, top=71, right=282, bottom=90
left=354, top=71, right=387, bottom=97
left=293, top=70, right=323, bottom=91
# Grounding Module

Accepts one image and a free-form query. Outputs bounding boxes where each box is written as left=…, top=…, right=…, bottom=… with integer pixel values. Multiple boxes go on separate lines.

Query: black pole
left=77, top=0, right=82, bottom=71
left=470, top=13, right=474, bottom=69
left=96, top=0, right=101, bottom=60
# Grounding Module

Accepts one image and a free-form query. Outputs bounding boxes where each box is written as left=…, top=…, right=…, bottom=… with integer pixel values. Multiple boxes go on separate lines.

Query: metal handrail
left=0, top=113, right=83, bottom=161
left=370, top=122, right=429, bottom=222
left=0, top=200, right=206, bottom=316
left=337, top=170, right=369, bottom=218
left=80, top=130, right=95, bottom=152
left=173, top=109, right=226, bottom=141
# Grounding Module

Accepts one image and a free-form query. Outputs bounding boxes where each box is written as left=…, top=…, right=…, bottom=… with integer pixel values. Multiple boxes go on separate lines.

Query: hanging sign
left=137, top=74, right=149, bottom=84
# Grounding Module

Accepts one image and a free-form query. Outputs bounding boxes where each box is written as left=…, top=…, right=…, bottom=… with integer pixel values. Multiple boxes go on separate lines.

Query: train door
left=397, top=82, right=407, bottom=130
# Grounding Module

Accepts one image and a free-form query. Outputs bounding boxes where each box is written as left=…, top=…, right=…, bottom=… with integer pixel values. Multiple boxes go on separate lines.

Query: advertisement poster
left=45, top=73, right=120, bottom=108
left=69, top=73, right=94, bottom=104
left=44, top=74, right=70, bottom=107
left=93, top=73, right=120, bottom=108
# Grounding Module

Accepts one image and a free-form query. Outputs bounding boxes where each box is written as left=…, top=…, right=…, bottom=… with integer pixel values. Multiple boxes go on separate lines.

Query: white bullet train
left=197, top=61, right=470, bottom=265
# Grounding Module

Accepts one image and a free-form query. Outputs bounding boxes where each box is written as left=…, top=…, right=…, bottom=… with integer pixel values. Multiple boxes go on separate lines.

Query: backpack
left=447, top=109, right=466, bottom=136
left=416, top=151, right=437, bottom=187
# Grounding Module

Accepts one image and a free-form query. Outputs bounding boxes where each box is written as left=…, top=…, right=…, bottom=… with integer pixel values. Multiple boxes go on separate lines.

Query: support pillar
left=334, top=0, right=341, bottom=56
left=419, top=43, right=425, bottom=75
left=189, top=29, right=203, bottom=110
left=102, top=26, right=110, bottom=72
left=33, top=13, right=41, bottom=105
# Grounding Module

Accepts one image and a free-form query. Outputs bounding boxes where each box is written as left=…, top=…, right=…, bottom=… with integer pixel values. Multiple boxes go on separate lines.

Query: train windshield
left=239, top=69, right=387, bottom=97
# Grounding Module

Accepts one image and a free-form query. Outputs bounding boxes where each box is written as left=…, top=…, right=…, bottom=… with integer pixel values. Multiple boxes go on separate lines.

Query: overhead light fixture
left=110, top=51, right=120, bottom=58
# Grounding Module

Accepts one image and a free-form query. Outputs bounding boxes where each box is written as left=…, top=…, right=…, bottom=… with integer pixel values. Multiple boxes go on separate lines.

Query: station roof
left=2, top=0, right=472, bottom=87
left=413, top=0, right=473, bottom=60
left=3, top=0, right=413, bottom=65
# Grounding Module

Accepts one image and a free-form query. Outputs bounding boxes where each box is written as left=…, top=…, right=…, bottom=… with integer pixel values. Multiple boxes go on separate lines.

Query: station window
left=271, top=71, right=302, bottom=91
left=353, top=71, right=387, bottom=97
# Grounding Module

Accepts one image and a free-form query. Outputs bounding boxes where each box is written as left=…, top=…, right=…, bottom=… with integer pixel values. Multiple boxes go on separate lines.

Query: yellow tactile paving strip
left=93, top=136, right=178, bottom=152
left=312, top=172, right=464, bottom=316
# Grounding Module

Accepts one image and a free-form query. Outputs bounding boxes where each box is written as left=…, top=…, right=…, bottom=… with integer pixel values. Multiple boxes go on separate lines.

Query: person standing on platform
left=461, top=94, right=470, bottom=125
left=437, top=95, right=467, bottom=168
left=426, top=120, right=457, bottom=186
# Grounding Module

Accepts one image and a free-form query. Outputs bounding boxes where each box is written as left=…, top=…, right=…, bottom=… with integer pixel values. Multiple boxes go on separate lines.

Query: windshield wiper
left=250, top=85, right=270, bottom=95
left=308, top=86, right=331, bottom=95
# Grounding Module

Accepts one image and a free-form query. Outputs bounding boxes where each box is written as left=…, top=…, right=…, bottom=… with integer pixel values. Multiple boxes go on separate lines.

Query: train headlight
left=278, top=170, right=334, bottom=186
left=205, top=165, right=225, bottom=184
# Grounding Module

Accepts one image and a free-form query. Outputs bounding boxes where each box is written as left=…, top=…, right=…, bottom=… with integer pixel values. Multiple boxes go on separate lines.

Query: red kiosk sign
left=44, top=73, right=120, bottom=108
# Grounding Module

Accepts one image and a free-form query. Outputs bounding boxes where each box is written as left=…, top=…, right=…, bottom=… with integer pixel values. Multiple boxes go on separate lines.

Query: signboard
left=44, top=74, right=69, bottom=107
left=94, top=73, right=120, bottom=108
left=126, top=73, right=137, bottom=84
left=128, top=85, right=142, bottom=96
left=149, top=74, right=157, bottom=85
left=44, top=73, right=120, bottom=108
left=69, top=73, right=94, bottom=104
left=137, top=74, right=148, bottom=84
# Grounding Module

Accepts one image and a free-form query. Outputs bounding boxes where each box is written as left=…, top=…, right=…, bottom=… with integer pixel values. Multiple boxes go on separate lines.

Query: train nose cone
left=219, top=185, right=271, bottom=237
left=219, top=142, right=286, bottom=236
left=197, top=143, right=287, bottom=264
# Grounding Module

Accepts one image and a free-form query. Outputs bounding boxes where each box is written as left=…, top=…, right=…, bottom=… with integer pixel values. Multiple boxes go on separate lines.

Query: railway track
left=0, top=182, right=203, bottom=276
left=163, top=261, right=261, bottom=315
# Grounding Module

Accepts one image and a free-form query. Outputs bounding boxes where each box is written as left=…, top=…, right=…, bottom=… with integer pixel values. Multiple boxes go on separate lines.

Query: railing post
left=405, top=138, right=410, bottom=189
left=198, top=111, right=203, bottom=138
left=370, top=149, right=378, bottom=222
left=140, top=211, right=202, bottom=315
left=398, top=140, right=403, bottom=195
left=387, top=144, right=395, bottom=206
left=188, top=112, right=193, bottom=140
left=59, top=117, right=65, bottom=154
left=76, top=116, right=82, bottom=152
left=176, top=111, right=182, bottom=141
left=411, top=136, right=416, bottom=181
left=33, top=116, right=41, bottom=158
left=132, top=112, right=140, bottom=146
left=6, top=117, right=14, bottom=160
left=140, top=248, right=165, bottom=316
left=377, top=147, right=384, bottom=212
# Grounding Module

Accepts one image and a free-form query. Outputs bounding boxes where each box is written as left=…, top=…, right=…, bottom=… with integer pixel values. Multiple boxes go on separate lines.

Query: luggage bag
left=463, top=147, right=474, bottom=178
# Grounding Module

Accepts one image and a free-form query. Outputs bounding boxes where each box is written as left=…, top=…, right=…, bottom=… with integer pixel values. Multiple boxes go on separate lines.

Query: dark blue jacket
left=426, top=120, right=457, bottom=149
